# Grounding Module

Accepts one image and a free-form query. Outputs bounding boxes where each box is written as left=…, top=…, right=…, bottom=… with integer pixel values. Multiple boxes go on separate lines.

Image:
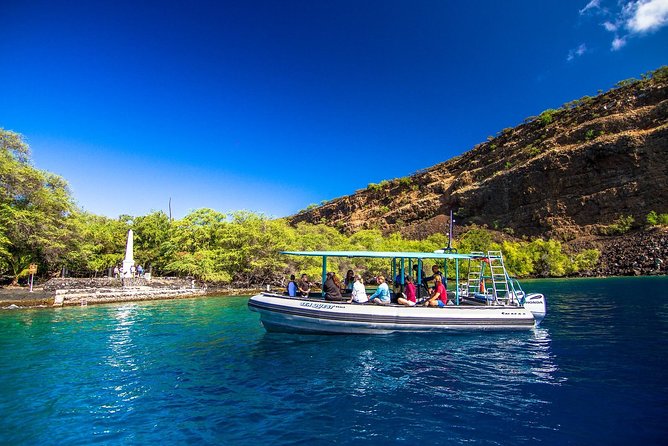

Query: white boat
left=248, top=250, right=546, bottom=334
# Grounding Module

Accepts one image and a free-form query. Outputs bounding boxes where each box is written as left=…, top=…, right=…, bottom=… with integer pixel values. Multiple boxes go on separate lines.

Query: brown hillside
left=290, top=70, right=668, bottom=247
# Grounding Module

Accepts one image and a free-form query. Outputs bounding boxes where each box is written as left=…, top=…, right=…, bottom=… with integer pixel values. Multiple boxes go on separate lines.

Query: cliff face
left=290, top=72, right=668, bottom=245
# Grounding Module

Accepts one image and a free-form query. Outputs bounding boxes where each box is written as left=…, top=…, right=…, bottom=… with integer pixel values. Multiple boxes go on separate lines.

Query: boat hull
left=248, top=293, right=538, bottom=334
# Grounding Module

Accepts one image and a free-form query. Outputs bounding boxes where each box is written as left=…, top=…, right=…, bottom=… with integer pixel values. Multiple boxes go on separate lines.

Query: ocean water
left=0, top=276, right=667, bottom=445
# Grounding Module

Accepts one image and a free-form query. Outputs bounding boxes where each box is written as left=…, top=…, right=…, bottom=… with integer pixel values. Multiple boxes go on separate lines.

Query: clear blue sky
left=1, top=0, right=666, bottom=219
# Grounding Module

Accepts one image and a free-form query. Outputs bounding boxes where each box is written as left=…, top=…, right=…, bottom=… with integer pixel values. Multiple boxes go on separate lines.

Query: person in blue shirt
left=287, top=274, right=298, bottom=297
left=368, top=275, right=390, bottom=305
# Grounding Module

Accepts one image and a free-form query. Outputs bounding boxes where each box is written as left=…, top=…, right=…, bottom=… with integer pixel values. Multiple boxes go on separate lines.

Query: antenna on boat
left=443, top=210, right=457, bottom=253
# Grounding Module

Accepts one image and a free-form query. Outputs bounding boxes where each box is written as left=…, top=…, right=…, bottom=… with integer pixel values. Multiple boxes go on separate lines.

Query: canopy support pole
left=455, top=258, right=460, bottom=305
left=322, top=256, right=327, bottom=297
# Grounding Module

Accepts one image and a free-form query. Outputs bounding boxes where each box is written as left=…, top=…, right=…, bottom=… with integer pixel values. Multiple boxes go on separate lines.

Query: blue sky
left=1, top=0, right=667, bottom=219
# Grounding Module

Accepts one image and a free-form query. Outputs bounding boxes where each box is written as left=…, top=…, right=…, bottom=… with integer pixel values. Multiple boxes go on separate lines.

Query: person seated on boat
left=324, top=272, right=345, bottom=301
left=332, top=272, right=344, bottom=291
left=298, top=274, right=311, bottom=297
left=412, top=265, right=430, bottom=300
left=397, top=275, right=417, bottom=306
left=393, top=272, right=406, bottom=296
left=349, top=274, right=368, bottom=303
left=368, top=275, right=390, bottom=305
left=424, top=265, right=444, bottom=287
left=344, top=269, right=355, bottom=293
left=287, top=274, right=298, bottom=297
left=424, top=275, right=448, bottom=307
left=412, top=264, right=427, bottom=283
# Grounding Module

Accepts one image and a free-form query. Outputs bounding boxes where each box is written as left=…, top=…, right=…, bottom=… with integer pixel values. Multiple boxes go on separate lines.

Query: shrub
left=538, top=109, right=558, bottom=126
left=569, top=249, right=600, bottom=274
left=398, top=177, right=412, bottom=187
left=456, top=227, right=497, bottom=253
left=527, top=145, right=541, bottom=156
left=502, top=227, right=515, bottom=236
left=602, top=215, right=634, bottom=235
left=526, top=239, right=569, bottom=277
left=652, top=65, right=668, bottom=80
left=647, top=211, right=668, bottom=226
left=615, top=78, right=639, bottom=88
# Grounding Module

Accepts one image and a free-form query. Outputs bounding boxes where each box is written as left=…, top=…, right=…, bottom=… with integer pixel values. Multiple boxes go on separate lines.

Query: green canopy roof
left=280, top=250, right=479, bottom=260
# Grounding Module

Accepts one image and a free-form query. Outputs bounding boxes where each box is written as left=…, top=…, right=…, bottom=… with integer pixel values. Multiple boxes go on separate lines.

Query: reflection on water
left=243, top=328, right=561, bottom=443
left=1, top=279, right=667, bottom=445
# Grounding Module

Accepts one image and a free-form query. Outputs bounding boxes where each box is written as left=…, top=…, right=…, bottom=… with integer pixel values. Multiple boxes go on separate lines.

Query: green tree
left=526, top=239, right=569, bottom=277
left=66, top=213, right=129, bottom=275
left=133, top=210, right=172, bottom=273
left=456, top=227, right=498, bottom=253
left=163, top=208, right=229, bottom=281
left=568, top=249, right=600, bottom=274
left=0, top=128, right=78, bottom=283
left=501, top=241, right=534, bottom=277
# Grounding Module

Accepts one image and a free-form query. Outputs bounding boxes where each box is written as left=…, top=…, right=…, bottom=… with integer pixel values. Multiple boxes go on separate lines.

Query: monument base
left=122, top=260, right=134, bottom=278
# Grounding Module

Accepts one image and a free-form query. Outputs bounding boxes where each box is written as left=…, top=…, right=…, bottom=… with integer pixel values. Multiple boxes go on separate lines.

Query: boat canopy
left=279, top=249, right=531, bottom=308
left=280, top=250, right=480, bottom=260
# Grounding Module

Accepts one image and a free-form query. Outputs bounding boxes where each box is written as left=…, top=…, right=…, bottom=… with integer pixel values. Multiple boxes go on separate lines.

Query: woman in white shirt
left=349, top=274, right=369, bottom=303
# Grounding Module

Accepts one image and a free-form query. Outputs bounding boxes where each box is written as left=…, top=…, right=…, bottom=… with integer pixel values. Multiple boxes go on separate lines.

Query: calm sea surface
left=1, top=277, right=667, bottom=445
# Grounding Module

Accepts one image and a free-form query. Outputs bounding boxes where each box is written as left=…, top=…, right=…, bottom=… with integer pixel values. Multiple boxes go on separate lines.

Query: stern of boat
left=524, top=293, right=547, bottom=326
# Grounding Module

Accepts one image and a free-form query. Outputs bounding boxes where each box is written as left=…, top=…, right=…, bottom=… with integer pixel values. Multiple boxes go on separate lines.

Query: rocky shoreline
left=567, top=228, right=667, bottom=277
left=2, top=260, right=665, bottom=310
left=0, top=277, right=261, bottom=309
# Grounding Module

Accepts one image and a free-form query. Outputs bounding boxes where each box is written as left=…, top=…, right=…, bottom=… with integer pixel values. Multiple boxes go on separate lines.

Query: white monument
left=122, top=229, right=134, bottom=278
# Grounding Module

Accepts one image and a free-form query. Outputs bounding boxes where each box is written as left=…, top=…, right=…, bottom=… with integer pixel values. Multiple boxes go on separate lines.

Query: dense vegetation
left=1, top=128, right=606, bottom=286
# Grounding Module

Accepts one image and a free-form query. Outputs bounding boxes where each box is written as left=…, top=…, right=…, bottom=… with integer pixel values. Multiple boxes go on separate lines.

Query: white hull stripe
left=248, top=299, right=535, bottom=327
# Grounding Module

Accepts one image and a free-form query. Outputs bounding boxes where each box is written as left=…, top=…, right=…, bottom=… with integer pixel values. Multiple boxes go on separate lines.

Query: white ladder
left=467, top=251, right=485, bottom=296
left=487, top=250, right=510, bottom=303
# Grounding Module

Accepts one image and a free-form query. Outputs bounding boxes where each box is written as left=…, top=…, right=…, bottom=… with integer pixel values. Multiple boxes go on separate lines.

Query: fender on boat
left=523, top=293, right=547, bottom=326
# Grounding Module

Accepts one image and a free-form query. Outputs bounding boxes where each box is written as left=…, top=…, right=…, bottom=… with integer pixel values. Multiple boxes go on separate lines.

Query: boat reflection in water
left=248, top=325, right=559, bottom=442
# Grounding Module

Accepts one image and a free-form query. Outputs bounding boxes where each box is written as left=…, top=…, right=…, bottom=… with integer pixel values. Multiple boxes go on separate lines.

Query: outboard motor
left=523, top=293, right=547, bottom=326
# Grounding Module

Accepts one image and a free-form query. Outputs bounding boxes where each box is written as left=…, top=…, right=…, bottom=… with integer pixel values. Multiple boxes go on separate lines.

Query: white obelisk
left=122, top=229, right=134, bottom=278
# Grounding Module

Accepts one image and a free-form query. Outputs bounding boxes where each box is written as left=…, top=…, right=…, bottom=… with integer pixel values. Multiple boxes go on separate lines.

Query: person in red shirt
left=425, top=275, right=448, bottom=307
left=397, top=275, right=417, bottom=306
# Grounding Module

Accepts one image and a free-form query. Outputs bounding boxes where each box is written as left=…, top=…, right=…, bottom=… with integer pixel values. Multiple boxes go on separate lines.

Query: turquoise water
left=1, top=277, right=667, bottom=445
